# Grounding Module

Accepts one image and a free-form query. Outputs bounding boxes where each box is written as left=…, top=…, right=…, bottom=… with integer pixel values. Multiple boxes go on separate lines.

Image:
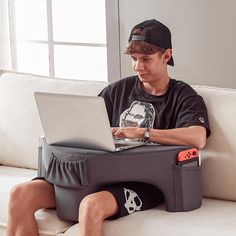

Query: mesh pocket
left=45, top=152, right=88, bottom=188
left=172, top=165, right=202, bottom=211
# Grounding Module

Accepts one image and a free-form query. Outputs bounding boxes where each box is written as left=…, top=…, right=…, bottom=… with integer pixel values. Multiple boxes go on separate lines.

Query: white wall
left=0, top=0, right=12, bottom=71
left=119, top=0, right=236, bottom=88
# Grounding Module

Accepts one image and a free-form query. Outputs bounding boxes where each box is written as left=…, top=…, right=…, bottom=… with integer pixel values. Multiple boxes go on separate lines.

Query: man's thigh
left=104, top=182, right=164, bottom=219
left=16, top=180, right=56, bottom=210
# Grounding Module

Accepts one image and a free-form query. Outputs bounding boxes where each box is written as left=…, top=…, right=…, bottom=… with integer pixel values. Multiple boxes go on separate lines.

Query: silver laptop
left=34, top=92, right=144, bottom=152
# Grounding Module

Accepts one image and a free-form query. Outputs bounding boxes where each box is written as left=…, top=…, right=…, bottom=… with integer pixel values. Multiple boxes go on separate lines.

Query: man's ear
left=163, top=49, right=172, bottom=64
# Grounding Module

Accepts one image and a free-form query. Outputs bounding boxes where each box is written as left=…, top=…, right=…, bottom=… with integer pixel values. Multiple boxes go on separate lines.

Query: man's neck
left=141, top=75, right=170, bottom=96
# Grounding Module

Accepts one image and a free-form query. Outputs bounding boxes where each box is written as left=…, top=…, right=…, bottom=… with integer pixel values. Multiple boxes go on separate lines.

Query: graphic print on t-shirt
left=119, top=101, right=155, bottom=128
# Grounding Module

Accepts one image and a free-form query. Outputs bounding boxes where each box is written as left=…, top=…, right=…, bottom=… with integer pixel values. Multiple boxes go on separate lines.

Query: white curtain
left=0, top=0, right=16, bottom=72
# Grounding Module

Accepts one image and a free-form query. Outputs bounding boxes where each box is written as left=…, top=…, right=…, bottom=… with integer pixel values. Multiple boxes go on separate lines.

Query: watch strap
left=144, top=128, right=150, bottom=142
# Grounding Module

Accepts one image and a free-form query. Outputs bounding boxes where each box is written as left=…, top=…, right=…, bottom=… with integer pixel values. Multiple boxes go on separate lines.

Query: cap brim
left=168, top=56, right=174, bottom=66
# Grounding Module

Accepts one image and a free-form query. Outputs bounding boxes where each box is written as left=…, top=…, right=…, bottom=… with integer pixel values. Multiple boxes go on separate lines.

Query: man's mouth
left=138, top=72, right=148, bottom=77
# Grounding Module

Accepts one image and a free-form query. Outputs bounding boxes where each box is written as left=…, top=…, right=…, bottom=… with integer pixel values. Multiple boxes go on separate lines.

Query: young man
left=7, top=19, right=210, bottom=236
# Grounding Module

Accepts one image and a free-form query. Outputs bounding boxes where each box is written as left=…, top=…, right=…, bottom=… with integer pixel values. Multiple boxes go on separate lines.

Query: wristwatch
left=144, top=128, right=150, bottom=142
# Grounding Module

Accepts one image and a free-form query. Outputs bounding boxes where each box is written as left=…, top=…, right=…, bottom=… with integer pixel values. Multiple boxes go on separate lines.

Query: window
left=13, top=0, right=120, bottom=82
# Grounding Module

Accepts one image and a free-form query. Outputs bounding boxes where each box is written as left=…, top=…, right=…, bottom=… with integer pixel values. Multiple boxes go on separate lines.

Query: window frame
left=10, top=0, right=120, bottom=82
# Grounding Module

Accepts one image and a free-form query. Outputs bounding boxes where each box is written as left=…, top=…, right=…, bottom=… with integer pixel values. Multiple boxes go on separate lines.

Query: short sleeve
left=175, top=91, right=211, bottom=138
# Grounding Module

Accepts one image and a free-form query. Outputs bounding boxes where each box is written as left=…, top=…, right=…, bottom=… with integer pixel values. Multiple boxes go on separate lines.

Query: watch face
left=144, top=128, right=150, bottom=141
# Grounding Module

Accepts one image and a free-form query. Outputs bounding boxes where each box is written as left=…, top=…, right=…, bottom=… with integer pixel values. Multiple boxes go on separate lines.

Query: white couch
left=0, top=72, right=236, bottom=236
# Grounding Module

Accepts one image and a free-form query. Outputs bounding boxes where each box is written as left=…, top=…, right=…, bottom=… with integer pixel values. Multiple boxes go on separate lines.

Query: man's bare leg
left=78, top=191, right=119, bottom=236
left=7, top=180, right=56, bottom=236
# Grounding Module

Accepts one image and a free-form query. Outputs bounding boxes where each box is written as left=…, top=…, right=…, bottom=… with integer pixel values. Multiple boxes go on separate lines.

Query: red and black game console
left=177, top=148, right=199, bottom=166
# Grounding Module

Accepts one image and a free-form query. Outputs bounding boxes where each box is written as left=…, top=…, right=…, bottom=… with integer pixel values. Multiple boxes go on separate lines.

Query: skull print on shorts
left=124, top=188, right=143, bottom=214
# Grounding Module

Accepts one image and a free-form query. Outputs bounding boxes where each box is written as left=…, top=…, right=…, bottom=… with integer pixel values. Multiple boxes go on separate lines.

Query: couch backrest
left=194, top=85, right=236, bottom=202
left=0, top=72, right=108, bottom=169
left=1, top=73, right=236, bottom=202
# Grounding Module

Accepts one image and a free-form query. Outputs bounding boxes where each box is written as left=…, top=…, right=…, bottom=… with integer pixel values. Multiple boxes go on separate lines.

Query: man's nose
left=134, top=60, right=144, bottom=71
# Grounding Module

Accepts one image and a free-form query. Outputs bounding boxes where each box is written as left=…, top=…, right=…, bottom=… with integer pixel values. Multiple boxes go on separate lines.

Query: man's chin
left=138, top=75, right=150, bottom=82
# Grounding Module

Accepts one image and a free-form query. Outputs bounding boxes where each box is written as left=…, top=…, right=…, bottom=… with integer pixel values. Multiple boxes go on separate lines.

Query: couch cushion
left=194, top=85, right=236, bottom=201
left=0, top=72, right=108, bottom=169
left=0, top=166, right=74, bottom=236
left=61, top=198, right=236, bottom=236
left=1, top=166, right=235, bottom=236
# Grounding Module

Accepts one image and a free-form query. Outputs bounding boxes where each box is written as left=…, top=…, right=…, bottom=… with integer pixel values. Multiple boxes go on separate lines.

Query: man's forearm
left=148, top=126, right=207, bottom=149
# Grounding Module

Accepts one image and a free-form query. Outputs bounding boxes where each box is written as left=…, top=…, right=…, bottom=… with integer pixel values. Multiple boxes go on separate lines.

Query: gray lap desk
left=38, top=140, right=202, bottom=221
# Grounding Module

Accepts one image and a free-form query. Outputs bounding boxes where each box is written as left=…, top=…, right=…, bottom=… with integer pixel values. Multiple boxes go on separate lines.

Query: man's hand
left=111, top=127, right=144, bottom=140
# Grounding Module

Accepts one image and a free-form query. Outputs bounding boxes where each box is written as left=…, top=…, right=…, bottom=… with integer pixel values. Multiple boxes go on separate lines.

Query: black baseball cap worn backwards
left=128, top=19, right=174, bottom=66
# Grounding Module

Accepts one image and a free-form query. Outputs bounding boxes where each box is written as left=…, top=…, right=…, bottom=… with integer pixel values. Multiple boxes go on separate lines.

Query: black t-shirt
left=98, top=76, right=211, bottom=138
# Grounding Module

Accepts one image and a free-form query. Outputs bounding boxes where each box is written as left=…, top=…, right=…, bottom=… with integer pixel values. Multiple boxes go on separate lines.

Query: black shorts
left=104, top=182, right=164, bottom=220
left=32, top=178, right=164, bottom=220
left=32, top=177, right=47, bottom=181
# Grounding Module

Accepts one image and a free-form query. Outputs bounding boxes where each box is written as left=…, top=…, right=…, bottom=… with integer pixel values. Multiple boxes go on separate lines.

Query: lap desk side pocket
left=38, top=140, right=202, bottom=221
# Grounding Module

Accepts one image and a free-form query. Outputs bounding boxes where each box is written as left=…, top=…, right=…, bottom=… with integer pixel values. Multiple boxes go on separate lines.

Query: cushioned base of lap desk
left=38, top=141, right=202, bottom=221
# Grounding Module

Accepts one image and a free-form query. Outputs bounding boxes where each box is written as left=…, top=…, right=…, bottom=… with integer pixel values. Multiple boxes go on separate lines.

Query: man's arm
left=112, top=125, right=207, bottom=149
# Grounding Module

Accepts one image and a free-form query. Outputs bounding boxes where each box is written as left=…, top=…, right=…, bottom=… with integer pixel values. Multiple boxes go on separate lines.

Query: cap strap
left=131, top=35, right=146, bottom=41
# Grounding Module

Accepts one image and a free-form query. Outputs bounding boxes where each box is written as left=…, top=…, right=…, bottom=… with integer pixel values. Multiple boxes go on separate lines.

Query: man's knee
left=8, top=183, right=34, bottom=213
left=79, top=194, right=104, bottom=222
left=79, top=191, right=118, bottom=222
left=8, top=180, right=55, bottom=214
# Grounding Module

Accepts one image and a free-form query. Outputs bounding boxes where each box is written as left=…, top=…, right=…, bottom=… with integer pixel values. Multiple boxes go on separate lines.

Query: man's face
left=131, top=51, right=170, bottom=83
